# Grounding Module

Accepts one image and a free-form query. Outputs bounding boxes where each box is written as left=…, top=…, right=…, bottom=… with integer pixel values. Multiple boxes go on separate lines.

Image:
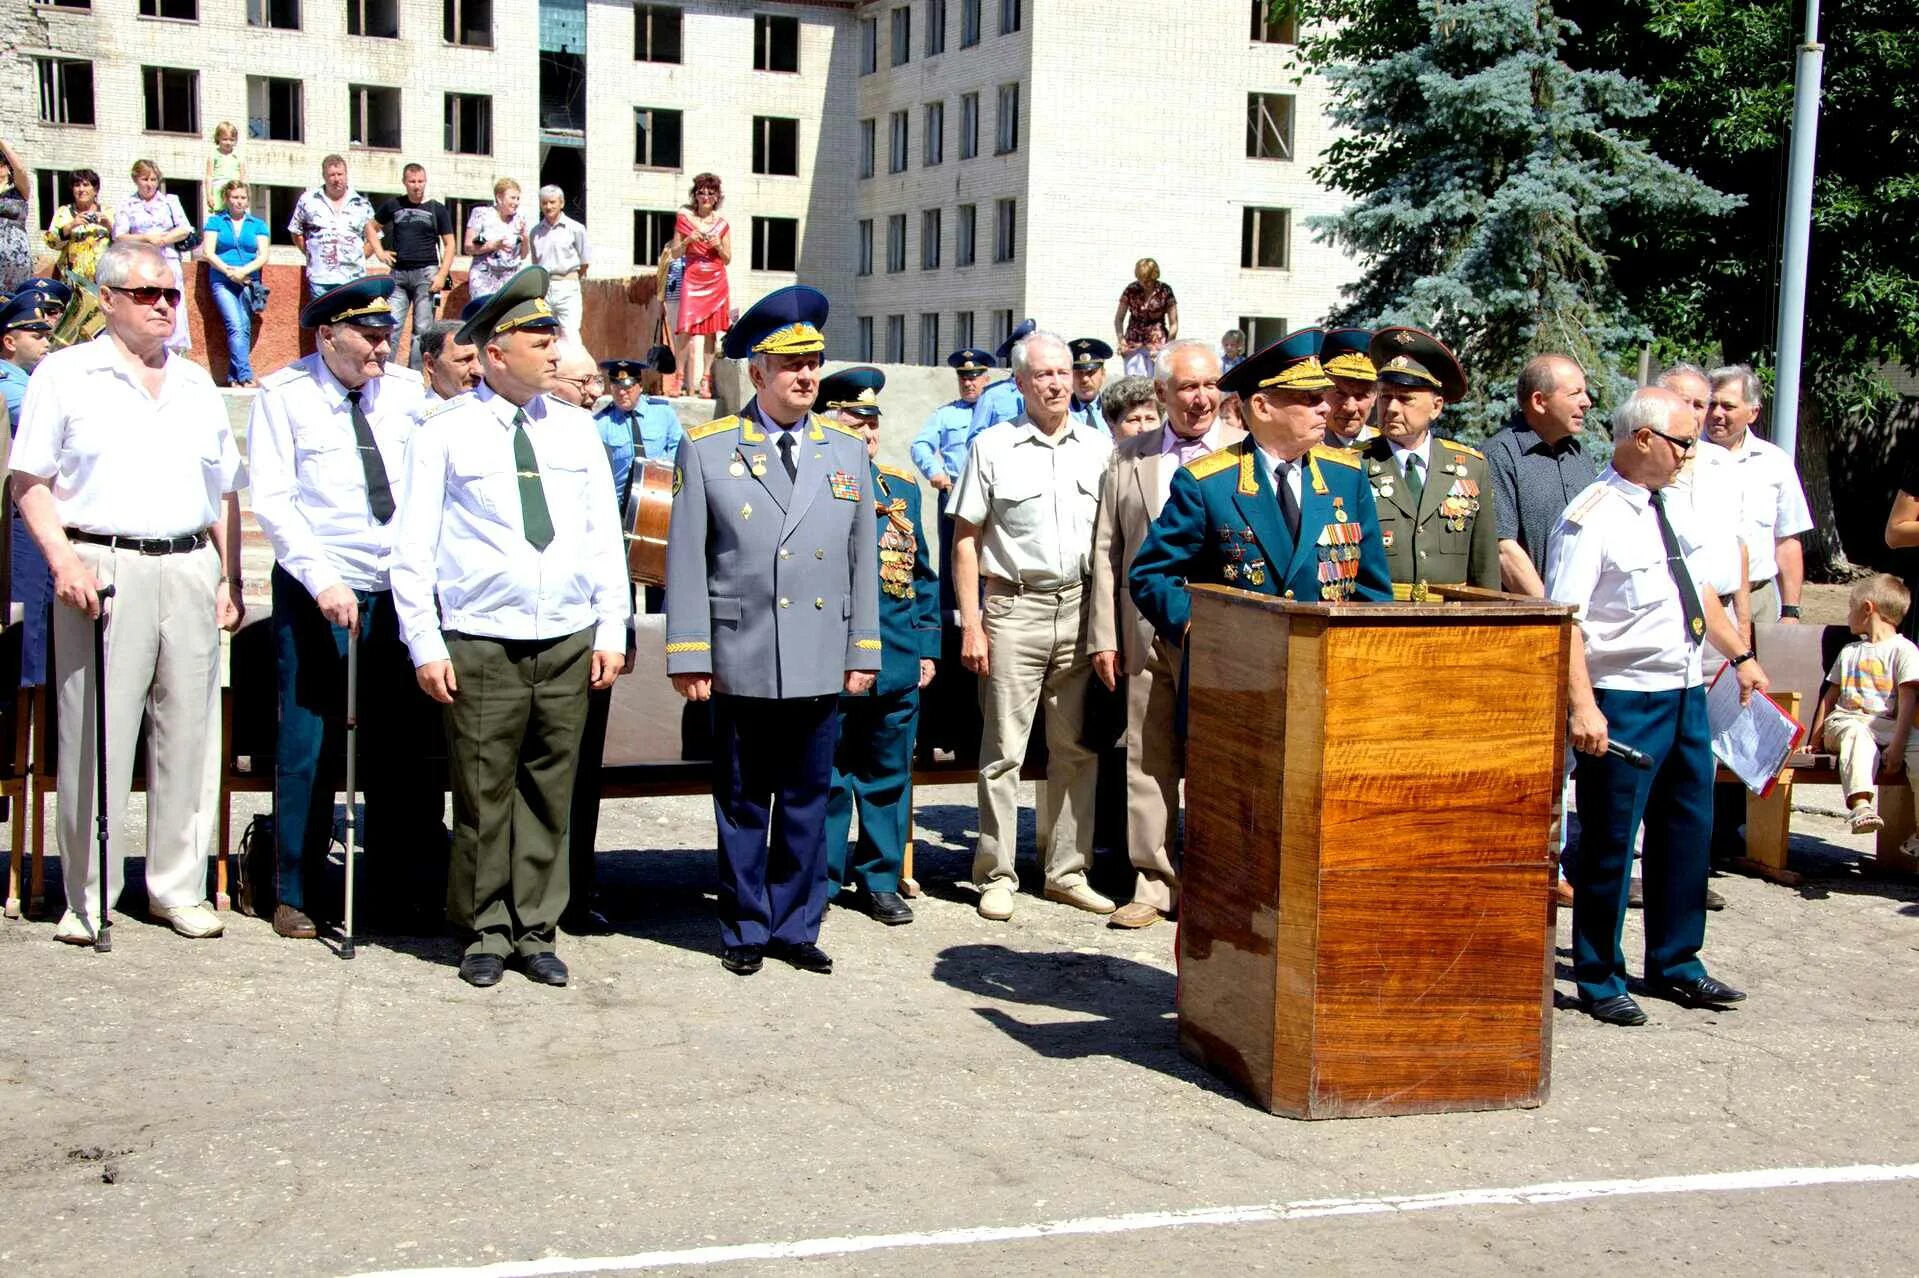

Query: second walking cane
left=91, top=584, right=117, bottom=954
left=341, top=630, right=360, bottom=960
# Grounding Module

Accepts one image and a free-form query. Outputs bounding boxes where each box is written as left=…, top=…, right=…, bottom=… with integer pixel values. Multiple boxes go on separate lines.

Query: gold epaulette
left=1562, top=484, right=1610, bottom=526
left=686, top=416, right=740, bottom=442
left=1438, top=438, right=1485, bottom=460
left=876, top=461, right=917, bottom=482
left=818, top=417, right=864, bottom=440
left=1310, top=444, right=1362, bottom=470
left=1184, top=449, right=1239, bottom=480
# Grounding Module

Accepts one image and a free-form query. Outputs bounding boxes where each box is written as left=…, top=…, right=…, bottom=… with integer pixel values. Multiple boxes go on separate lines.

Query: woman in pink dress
left=668, top=173, right=732, bottom=398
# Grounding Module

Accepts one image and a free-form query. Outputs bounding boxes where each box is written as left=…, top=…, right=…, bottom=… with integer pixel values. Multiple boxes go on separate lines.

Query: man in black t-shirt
left=374, top=163, right=456, bottom=370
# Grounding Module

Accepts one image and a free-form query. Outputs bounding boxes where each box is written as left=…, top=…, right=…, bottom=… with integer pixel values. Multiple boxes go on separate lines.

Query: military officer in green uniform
left=1320, top=326, right=1380, bottom=450
left=817, top=367, right=938, bottom=926
left=1130, top=328, right=1392, bottom=640
left=1359, top=326, right=1500, bottom=597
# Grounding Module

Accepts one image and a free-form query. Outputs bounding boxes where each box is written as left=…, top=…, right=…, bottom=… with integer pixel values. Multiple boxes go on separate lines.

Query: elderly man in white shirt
left=248, top=276, right=446, bottom=941
left=528, top=185, right=591, bottom=339
left=1702, top=364, right=1814, bottom=623
left=951, top=330, right=1115, bottom=922
left=390, top=267, right=629, bottom=989
left=9, top=241, right=246, bottom=945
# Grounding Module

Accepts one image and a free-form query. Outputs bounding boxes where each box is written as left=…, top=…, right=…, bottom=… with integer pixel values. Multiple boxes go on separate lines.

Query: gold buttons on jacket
left=779, top=597, right=791, bottom=609
left=779, top=548, right=792, bottom=560
left=814, top=597, right=825, bottom=609
left=814, top=548, right=825, bottom=559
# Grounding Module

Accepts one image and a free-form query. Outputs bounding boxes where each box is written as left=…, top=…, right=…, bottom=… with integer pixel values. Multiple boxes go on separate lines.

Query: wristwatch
left=1730, top=650, right=1757, bottom=667
left=1779, top=604, right=1802, bottom=619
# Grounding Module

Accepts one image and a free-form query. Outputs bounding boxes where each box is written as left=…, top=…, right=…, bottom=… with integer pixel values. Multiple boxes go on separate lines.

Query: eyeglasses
left=553, top=375, right=596, bottom=393
left=1643, top=426, right=1696, bottom=454
left=108, top=285, right=182, bottom=308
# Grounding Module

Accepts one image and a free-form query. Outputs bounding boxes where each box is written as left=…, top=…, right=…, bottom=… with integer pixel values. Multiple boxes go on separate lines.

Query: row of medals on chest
left=1369, top=458, right=1481, bottom=531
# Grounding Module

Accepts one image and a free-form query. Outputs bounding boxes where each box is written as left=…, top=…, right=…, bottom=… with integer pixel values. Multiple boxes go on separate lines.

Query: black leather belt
left=68, top=529, right=210, bottom=555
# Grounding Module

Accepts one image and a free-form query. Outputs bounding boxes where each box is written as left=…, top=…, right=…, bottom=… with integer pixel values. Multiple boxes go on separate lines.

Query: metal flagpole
left=1771, top=0, right=1824, bottom=460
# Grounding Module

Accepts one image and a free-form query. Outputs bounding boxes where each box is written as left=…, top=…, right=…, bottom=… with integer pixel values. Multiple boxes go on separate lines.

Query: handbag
left=168, top=194, right=203, bottom=253
left=247, top=277, right=270, bottom=315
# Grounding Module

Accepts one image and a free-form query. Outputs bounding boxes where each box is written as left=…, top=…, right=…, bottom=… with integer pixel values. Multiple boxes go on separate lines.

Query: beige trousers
left=1125, top=636, right=1184, bottom=911
left=973, top=580, right=1097, bottom=891
left=54, top=542, right=221, bottom=920
left=1823, top=709, right=1919, bottom=802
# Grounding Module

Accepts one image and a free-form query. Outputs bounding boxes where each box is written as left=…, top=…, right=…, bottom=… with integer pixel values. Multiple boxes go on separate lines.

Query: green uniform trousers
left=444, top=627, right=593, bottom=960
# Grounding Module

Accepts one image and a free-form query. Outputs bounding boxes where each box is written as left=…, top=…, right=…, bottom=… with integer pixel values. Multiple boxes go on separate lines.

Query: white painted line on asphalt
left=344, top=1161, right=1919, bottom=1278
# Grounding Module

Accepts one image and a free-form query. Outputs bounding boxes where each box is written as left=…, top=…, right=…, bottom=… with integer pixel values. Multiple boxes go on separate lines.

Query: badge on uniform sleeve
left=830, top=470, right=861, bottom=501
left=673, top=466, right=683, bottom=496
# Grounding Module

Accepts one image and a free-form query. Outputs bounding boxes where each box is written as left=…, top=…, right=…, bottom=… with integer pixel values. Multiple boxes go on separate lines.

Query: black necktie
left=513, top=408, right=555, bottom=550
left=1648, top=489, right=1704, bottom=647
left=778, top=431, right=798, bottom=482
left=344, top=389, right=395, bottom=524
left=1274, top=460, right=1301, bottom=543
left=629, top=410, right=647, bottom=459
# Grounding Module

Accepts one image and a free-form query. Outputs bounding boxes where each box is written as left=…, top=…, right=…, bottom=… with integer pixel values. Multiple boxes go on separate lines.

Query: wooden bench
left=1720, top=622, right=1918, bottom=884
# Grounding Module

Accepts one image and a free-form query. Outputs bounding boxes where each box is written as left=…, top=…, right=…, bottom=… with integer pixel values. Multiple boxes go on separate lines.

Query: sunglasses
left=1643, top=425, right=1696, bottom=454
left=108, top=285, right=183, bottom=307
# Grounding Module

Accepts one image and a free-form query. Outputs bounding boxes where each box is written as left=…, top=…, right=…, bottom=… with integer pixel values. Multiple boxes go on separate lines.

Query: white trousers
left=54, top=542, right=220, bottom=919
left=1822, top=709, right=1919, bottom=803
left=547, top=277, right=584, bottom=337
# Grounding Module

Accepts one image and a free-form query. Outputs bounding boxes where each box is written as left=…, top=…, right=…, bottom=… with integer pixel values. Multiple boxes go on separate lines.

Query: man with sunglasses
left=247, top=275, right=448, bottom=941
left=1546, top=386, right=1768, bottom=1027
left=9, top=241, right=246, bottom=944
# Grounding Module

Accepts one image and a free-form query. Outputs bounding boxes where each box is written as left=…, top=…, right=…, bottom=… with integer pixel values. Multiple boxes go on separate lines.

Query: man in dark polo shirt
left=374, top=163, right=456, bottom=370
left=1484, top=354, right=1596, bottom=595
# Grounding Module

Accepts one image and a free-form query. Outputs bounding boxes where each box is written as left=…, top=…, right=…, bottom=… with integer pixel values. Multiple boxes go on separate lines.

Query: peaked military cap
left=300, top=275, right=399, bottom=330
left=993, top=319, right=1037, bottom=363
left=1068, top=338, right=1114, bottom=369
left=11, top=277, right=73, bottom=310
left=721, top=284, right=829, bottom=360
left=948, top=347, right=995, bottom=373
left=1369, top=326, right=1468, bottom=401
left=457, top=266, right=559, bottom=347
left=1320, top=327, right=1377, bottom=383
left=1220, top=327, right=1333, bottom=397
left=0, top=291, right=56, bottom=332
left=600, top=359, right=648, bottom=386
left=818, top=365, right=886, bottom=418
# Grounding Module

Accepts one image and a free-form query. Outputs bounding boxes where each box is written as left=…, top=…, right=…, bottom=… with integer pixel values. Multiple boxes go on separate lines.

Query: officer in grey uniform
left=664, top=284, right=881, bottom=976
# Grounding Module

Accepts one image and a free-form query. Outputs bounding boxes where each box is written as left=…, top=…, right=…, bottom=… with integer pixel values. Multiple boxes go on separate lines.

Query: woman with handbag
left=114, top=158, right=194, bottom=351
left=202, top=180, right=271, bottom=387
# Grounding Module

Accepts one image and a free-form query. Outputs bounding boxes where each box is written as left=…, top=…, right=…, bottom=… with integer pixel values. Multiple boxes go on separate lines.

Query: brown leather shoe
left=273, top=904, right=318, bottom=939
left=1108, top=901, right=1165, bottom=929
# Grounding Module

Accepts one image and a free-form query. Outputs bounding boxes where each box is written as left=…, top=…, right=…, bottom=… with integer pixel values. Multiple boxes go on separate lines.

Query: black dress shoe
left=458, top=954, right=505, bottom=988
left=1627, top=878, right=1645, bottom=909
left=860, top=889, right=915, bottom=926
left=768, top=940, right=834, bottom=973
left=721, top=945, right=764, bottom=975
left=520, top=952, right=569, bottom=987
left=1643, top=974, right=1745, bottom=1008
left=1703, top=886, right=1727, bottom=911
left=560, top=905, right=613, bottom=935
left=1580, top=993, right=1648, bottom=1026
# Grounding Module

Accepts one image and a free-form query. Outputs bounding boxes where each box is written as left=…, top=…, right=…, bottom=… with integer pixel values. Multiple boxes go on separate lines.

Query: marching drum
left=624, top=458, right=676, bottom=587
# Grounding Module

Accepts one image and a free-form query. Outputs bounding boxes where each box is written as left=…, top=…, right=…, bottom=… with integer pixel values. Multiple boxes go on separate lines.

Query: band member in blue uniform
left=0, top=290, right=57, bottom=686
left=965, top=319, right=1035, bottom=443
left=595, top=348, right=685, bottom=510
left=1068, top=337, right=1114, bottom=433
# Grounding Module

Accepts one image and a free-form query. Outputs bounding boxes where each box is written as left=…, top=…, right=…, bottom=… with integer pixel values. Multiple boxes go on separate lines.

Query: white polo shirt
left=1699, top=431, right=1812, bottom=583
left=1545, top=468, right=1713, bottom=692
left=10, top=338, right=245, bottom=537
left=950, top=415, right=1112, bottom=589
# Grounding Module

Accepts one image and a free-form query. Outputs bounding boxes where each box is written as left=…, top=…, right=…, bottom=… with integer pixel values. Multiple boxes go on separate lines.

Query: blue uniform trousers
left=271, top=566, right=446, bottom=913
left=825, top=688, right=918, bottom=895
left=711, top=692, right=837, bottom=949
left=10, top=512, right=52, bottom=686
left=1570, top=685, right=1714, bottom=1002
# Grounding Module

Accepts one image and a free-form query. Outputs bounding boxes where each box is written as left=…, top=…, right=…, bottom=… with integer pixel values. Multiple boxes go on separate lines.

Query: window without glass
left=634, top=107, right=683, bottom=168
left=33, top=171, right=75, bottom=231
left=926, top=0, right=946, bottom=55
left=42, top=0, right=91, bottom=9
left=858, top=317, right=875, bottom=362
left=444, top=0, right=491, bottom=48
left=349, top=85, right=401, bottom=149
left=856, top=219, right=873, bottom=277
left=35, top=59, right=95, bottom=126
left=959, top=92, right=979, bottom=159
left=992, top=309, right=1013, bottom=345
left=923, top=101, right=944, bottom=166
left=348, top=0, right=400, bottom=37
left=960, top=0, right=980, bottom=45
left=919, top=314, right=940, bottom=365
left=1240, top=207, right=1291, bottom=270
left=888, top=110, right=909, bottom=174
left=920, top=209, right=941, bottom=270
left=891, top=6, right=911, bottom=67
left=886, top=214, right=906, bottom=274
left=140, top=0, right=197, bottom=18
left=859, top=119, right=876, bottom=180
left=1239, top=316, right=1290, bottom=351
left=993, top=198, right=1015, bottom=263
left=247, top=0, right=299, bottom=28
left=1250, top=0, right=1298, bottom=42
left=752, top=217, right=798, bottom=271
left=956, top=311, right=974, bottom=350
left=752, top=117, right=799, bottom=176
left=1246, top=92, right=1295, bottom=160
left=859, top=17, right=878, bottom=74
left=254, top=184, right=304, bottom=244
left=636, top=5, right=683, bottom=62
left=634, top=209, right=676, bottom=264
left=143, top=66, right=199, bottom=134
left=956, top=203, right=976, bottom=267
left=753, top=13, right=799, bottom=72
left=995, top=82, right=1019, bottom=154
left=445, top=92, right=493, bottom=154
left=886, top=315, right=906, bottom=364
left=999, top=0, right=1020, bottom=35
left=246, top=75, right=301, bottom=141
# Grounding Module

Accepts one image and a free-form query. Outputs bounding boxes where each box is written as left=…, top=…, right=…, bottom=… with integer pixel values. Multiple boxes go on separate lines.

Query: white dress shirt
left=248, top=355, right=429, bottom=596
left=10, top=338, right=245, bottom=536
left=1666, top=444, right=1744, bottom=598
left=389, top=381, right=630, bottom=666
left=1388, top=435, right=1434, bottom=482
left=1256, top=443, right=1307, bottom=511
left=1700, top=432, right=1812, bottom=582
left=1545, top=468, right=1714, bottom=692
left=950, top=415, right=1113, bottom=589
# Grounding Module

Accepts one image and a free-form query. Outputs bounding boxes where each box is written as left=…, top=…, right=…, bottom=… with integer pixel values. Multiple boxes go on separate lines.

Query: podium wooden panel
left=1177, top=584, right=1571, bottom=1119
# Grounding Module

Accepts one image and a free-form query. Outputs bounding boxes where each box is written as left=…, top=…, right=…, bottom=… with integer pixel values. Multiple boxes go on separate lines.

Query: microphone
left=1605, top=740, right=1653, bottom=770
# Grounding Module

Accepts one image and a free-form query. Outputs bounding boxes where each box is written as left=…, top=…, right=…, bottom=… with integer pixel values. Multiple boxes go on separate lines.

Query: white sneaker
left=977, top=884, right=1015, bottom=921
left=55, top=909, right=97, bottom=945
left=151, top=902, right=224, bottom=939
left=1044, top=881, right=1117, bottom=915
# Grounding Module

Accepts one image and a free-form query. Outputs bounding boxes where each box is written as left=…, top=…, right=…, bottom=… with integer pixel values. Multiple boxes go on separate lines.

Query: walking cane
left=341, top=629, right=360, bottom=960
left=91, top=585, right=117, bottom=954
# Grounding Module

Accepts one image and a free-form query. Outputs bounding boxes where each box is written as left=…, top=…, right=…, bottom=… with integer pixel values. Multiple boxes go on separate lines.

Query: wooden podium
left=1176, top=584, right=1572, bottom=1119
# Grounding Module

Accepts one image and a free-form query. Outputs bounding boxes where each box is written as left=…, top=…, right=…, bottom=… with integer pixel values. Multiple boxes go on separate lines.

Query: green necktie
left=1403, top=452, right=1426, bottom=507
left=513, top=408, right=555, bottom=550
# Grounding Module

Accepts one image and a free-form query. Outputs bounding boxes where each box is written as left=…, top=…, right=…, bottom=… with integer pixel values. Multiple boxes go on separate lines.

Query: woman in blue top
left=201, top=179, right=271, bottom=386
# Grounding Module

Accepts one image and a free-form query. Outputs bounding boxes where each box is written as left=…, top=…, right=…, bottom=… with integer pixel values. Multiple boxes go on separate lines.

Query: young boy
left=1808, top=574, right=1919, bottom=837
